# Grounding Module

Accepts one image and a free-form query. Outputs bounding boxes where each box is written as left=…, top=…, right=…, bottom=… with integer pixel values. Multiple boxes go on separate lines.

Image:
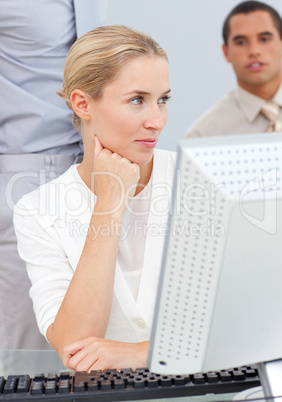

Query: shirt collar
left=234, top=82, right=282, bottom=123
left=272, top=82, right=282, bottom=107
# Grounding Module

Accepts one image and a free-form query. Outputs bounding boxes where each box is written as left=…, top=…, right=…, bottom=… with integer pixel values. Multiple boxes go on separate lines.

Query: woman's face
left=87, top=56, right=170, bottom=166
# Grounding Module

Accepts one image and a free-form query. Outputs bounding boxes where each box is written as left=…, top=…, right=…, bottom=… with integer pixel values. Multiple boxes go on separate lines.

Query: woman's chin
left=129, top=151, right=154, bottom=166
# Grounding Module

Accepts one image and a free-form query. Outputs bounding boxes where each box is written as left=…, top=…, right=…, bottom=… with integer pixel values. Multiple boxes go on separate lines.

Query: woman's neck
left=135, top=157, right=153, bottom=196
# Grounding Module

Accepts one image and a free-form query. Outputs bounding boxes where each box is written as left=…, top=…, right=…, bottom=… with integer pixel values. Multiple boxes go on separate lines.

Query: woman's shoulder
left=14, top=164, right=79, bottom=217
left=17, top=165, right=76, bottom=202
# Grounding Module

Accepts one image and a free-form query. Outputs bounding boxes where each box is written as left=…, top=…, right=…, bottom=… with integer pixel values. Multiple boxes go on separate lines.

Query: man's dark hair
left=222, top=1, right=282, bottom=45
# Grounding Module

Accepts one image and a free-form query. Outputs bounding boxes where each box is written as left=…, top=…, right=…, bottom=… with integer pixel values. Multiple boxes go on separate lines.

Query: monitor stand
left=256, top=359, right=282, bottom=399
left=233, top=360, right=282, bottom=401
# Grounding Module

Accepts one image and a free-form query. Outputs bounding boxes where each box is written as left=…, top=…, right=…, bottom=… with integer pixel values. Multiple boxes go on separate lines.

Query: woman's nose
left=144, top=105, right=167, bottom=131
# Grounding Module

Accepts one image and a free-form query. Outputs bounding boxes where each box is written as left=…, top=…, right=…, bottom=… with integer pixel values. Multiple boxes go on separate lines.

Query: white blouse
left=14, top=149, right=176, bottom=342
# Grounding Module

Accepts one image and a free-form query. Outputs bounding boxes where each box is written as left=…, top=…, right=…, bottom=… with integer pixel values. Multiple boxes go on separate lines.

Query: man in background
left=186, top=1, right=282, bottom=137
left=0, top=0, right=107, bottom=349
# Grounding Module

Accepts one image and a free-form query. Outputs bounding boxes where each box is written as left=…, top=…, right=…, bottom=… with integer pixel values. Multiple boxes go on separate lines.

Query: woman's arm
left=62, top=338, right=149, bottom=372
left=47, top=137, right=140, bottom=357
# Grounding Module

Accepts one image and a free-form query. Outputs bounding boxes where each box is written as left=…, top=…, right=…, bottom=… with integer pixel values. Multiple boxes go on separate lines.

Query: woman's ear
left=70, top=89, right=91, bottom=120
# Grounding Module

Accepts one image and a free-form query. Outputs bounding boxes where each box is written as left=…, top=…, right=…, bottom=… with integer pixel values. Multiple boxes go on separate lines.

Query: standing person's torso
left=0, top=0, right=83, bottom=155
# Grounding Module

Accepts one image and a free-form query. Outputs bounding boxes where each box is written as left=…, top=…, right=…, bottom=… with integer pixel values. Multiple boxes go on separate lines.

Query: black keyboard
left=0, top=366, right=260, bottom=401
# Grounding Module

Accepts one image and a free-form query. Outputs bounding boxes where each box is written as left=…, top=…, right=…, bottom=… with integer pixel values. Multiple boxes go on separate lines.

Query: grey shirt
left=186, top=84, right=282, bottom=138
left=0, top=0, right=107, bottom=155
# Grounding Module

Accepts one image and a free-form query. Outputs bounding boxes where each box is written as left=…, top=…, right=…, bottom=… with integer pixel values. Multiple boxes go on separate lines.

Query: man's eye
left=260, top=36, right=271, bottom=42
left=235, top=39, right=246, bottom=46
left=130, top=97, right=143, bottom=105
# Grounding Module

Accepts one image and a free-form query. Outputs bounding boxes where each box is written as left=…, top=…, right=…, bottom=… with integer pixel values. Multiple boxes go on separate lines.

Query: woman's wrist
left=135, top=341, right=149, bottom=368
left=93, top=200, right=126, bottom=222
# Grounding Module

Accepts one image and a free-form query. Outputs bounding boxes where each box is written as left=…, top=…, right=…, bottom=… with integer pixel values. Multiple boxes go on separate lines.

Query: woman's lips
left=135, top=139, right=157, bottom=148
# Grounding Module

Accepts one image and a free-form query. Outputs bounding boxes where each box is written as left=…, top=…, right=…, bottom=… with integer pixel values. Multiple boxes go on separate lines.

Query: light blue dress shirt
left=0, top=0, right=107, bottom=155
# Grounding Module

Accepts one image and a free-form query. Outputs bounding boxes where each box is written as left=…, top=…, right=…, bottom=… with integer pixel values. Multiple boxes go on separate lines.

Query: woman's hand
left=62, top=337, right=149, bottom=372
left=93, top=136, right=140, bottom=216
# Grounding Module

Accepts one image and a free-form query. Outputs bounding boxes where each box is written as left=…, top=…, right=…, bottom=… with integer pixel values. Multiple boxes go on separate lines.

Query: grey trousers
left=0, top=154, right=82, bottom=349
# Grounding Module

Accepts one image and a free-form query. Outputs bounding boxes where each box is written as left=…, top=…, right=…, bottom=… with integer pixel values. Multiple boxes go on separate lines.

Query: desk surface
left=0, top=349, right=267, bottom=402
left=0, top=349, right=65, bottom=378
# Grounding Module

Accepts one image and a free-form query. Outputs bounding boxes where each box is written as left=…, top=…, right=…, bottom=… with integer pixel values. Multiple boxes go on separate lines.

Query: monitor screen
left=148, top=133, right=282, bottom=376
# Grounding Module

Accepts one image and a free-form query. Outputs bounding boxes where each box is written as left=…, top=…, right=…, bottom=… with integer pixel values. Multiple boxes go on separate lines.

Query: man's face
left=222, top=11, right=282, bottom=97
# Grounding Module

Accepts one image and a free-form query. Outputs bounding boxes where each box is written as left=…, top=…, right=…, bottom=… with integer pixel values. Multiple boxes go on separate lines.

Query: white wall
left=107, top=0, right=282, bottom=151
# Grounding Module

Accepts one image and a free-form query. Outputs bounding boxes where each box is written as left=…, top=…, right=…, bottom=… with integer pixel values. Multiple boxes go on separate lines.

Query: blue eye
left=130, top=97, right=143, bottom=105
left=158, top=95, right=171, bottom=104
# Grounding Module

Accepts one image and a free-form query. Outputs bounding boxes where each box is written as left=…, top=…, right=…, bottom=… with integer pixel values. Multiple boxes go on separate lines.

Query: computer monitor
left=148, top=133, right=282, bottom=397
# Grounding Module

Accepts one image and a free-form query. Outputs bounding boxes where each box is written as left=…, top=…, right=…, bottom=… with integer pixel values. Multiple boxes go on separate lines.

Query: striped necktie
left=260, top=101, right=282, bottom=132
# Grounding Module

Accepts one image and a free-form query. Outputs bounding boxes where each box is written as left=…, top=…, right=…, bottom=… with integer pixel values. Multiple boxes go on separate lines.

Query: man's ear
left=70, top=89, right=91, bottom=120
left=222, top=43, right=231, bottom=63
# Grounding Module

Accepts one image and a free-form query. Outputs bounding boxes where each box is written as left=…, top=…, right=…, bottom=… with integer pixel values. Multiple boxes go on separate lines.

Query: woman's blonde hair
left=58, top=25, right=168, bottom=133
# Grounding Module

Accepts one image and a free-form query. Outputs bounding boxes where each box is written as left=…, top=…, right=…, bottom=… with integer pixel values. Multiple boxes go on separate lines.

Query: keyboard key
left=87, top=380, right=100, bottom=392
left=74, top=380, right=85, bottom=392
left=233, top=370, right=245, bottom=381
left=160, top=375, right=172, bottom=386
left=58, top=379, right=70, bottom=393
left=193, top=373, right=206, bottom=384
left=245, top=368, right=257, bottom=377
left=100, top=379, right=112, bottom=390
left=147, top=375, right=159, bottom=388
left=45, top=380, right=57, bottom=394
left=59, top=372, right=71, bottom=380
left=120, top=368, right=134, bottom=375
left=30, top=380, right=43, bottom=395
left=219, top=370, right=232, bottom=382
left=17, top=375, right=30, bottom=393
left=133, top=377, right=146, bottom=388
left=33, top=373, right=45, bottom=382
left=46, top=373, right=58, bottom=382
left=206, top=371, right=219, bottom=383
left=105, top=369, right=118, bottom=376
left=125, top=376, right=135, bottom=386
left=174, top=375, right=188, bottom=385
left=113, top=379, right=126, bottom=389
left=3, top=376, right=17, bottom=394
left=135, top=367, right=149, bottom=375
